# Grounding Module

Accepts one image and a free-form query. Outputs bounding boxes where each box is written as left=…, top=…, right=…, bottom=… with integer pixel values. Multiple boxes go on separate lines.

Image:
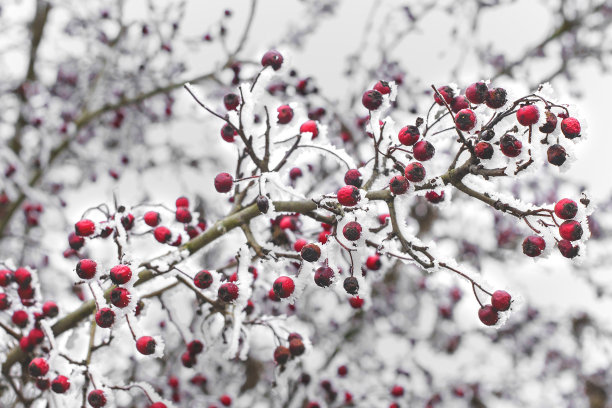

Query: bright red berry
left=136, top=336, right=157, bottom=355
left=522, top=235, right=546, bottom=257
left=14, top=267, right=32, bottom=287
left=289, top=167, right=302, bottom=181
left=391, top=385, right=404, bottom=397
left=42, top=301, right=59, bottom=318
left=491, top=290, right=511, bottom=311
left=76, top=259, right=97, bottom=279
left=214, top=173, right=233, bottom=193
left=110, top=264, right=132, bottom=285
left=194, top=270, right=213, bottom=289
left=516, top=104, right=539, bottom=126
left=0, top=269, right=12, bottom=286
left=299, top=120, right=319, bottom=138
left=318, top=230, right=330, bottom=244
left=404, top=162, right=426, bottom=182
left=28, top=357, right=49, bottom=377
left=28, top=328, right=45, bottom=344
left=337, top=365, right=348, bottom=377
left=153, top=226, right=172, bottom=243
left=561, top=117, right=581, bottom=139
left=273, top=276, right=295, bottom=298
left=465, top=82, right=488, bottom=104
left=478, top=305, right=499, bottom=326
left=344, top=169, right=363, bottom=187
left=559, top=220, right=583, bottom=241
left=68, top=232, right=85, bottom=250
left=218, top=282, right=239, bottom=302
left=555, top=198, right=578, bottom=219
left=425, top=190, right=445, bottom=203
left=75, top=219, right=96, bottom=236
left=219, top=394, right=232, bottom=406
left=51, top=375, right=70, bottom=393
left=413, top=140, right=435, bottom=161
left=95, top=308, right=115, bottom=328
left=12, top=310, right=29, bottom=327
left=176, top=207, right=192, bottom=223
left=144, top=211, right=161, bottom=227
left=374, top=80, right=391, bottom=95
left=293, top=238, right=307, bottom=252
left=110, top=287, right=131, bottom=308
left=455, top=109, right=476, bottom=131
left=398, top=125, right=420, bottom=146
left=366, top=254, right=381, bottom=270
left=362, top=89, right=383, bottom=110
left=337, top=185, right=361, bottom=206
left=279, top=215, right=298, bottom=231
left=433, top=86, right=453, bottom=105
left=277, top=105, right=294, bottom=124
left=0, top=293, right=9, bottom=310
left=150, top=403, right=167, bottom=408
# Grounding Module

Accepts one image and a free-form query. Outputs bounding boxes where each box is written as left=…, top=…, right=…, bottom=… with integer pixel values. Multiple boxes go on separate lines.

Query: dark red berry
left=176, top=207, right=192, bottom=223
left=558, top=239, right=579, bottom=258
left=95, top=308, right=115, bottom=328
left=181, top=351, right=196, bottom=368
left=12, top=310, right=29, bottom=327
left=413, top=140, right=435, bottom=161
left=0, top=293, right=9, bottom=310
left=478, top=305, right=499, bottom=326
left=389, top=175, right=409, bottom=195
left=559, top=220, right=583, bottom=241
left=136, top=336, right=156, bottom=355
left=425, top=190, right=445, bottom=203
left=500, top=133, right=522, bottom=157
left=547, top=144, right=567, bottom=166
left=274, top=345, right=291, bottom=365
left=342, top=222, right=362, bottom=241
left=404, top=162, right=426, bottom=182
left=374, top=80, right=391, bottom=95
left=223, top=93, right=240, bottom=111
left=433, top=86, right=454, bottom=105
left=256, top=195, right=269, bottom=213
left=301, top=243, right=321, bottom=262
left=314, top=266, right=334, bottom=287
left=344, top=169, right=363, bottom=187
left=289, top=167, right=302, bottom=181
left=455, top=109, right=476, bottom=131
left=398, top=125, right=420, bottom=146
left=450, top=95, right=470, bottom=113
left=220, top=123, right=237, bottom=142
left=465, top=82, right=488, bottom=104
left=218, top=282, right=239, bottom=302
left=14, top=267, right=32, bottom=287
left=273, top=276, right=295, bottom=298
left=261, top=50, right=283, bottom=70
left=214, top=173, right=233, bottom=193
left=485, top=87, right=507, bottom=109
left=0, top=269, right=12, bottom=286
left=475, top=141, right=494, bottom=159
left=51, top=375, right=70, bottom=393
left=289, top=338, right=305, bottom=356
left=194, top=270, right=213, bottom=289
left=28, top=357, right=49, bottom=377
left=42, top=301, right=59, bottom=318
left=343, top=277, right=359, bottom=295
left=277, top=105, right=294, bottom=124
left=491, top=290, right=511, bottom=311
left=68, top=232, right=85, bottom=249
left=362, top=89, right=383, bottom=110
left=554, top=198, right=578, bottom=219
left=110, top=287, right=131, bottom=308
left=539, top=110, right=557, bottom=133
left=187, top=340, right=204, bottom=355
left=88, top=389, right=107, bottom=407
left=516, top=105, right=539, bottom=126
left=120, top=213, right=135, bottom=230
left=522, top=235, right=546, bottom=257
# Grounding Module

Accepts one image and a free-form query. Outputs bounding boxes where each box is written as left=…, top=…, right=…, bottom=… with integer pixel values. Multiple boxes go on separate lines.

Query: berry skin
left=293, top=238, right=307, bottom=252
left=214, top=173, right=233, bottom=193
left=150, top=403, right=167, bottom=408
left=95, top=308, right=115, bottom=328
left=465, top=82, right=488, bottom=104
left=223, top=93, right=240, bottom=111
left=194, top=270, right=213, bottom=289
left=12, top=310, right=29, bottom=327
left=279, top=215, right=298, bottom=231
left=220, top=123, right=237, bottom=142
left=14, top=267, right=32, bottom=287
left=404, top=162, right=426, bottom=182
left=110, top=264, right=132, bottom=285
left=273, top=276, right=295, bottom=298
left=188, top=340, right=204, bottom=355
left=475, top=141, right=494, bottom=159
left=344, top=169, right=363, bottom=187
left=289, top=338, right=305, bottom=356
left=68, top=232, right=85, bottom=250
left=389, top=175, right=409, bottom=195
left=300, top=120, right=319, bottom=138
left=491, top=290, right=512, bottom=311
left=318, top=230, right=331, bottom=244
left=277, top=105, right=293, bottom=124
left=153, top=226, right=172, bottom=243
left=51, top=375, right=70, bottom=393
left=337, top=185, right=361, bottom=206
left=75, top=219, right=96, bottom=236
left=366, top=254, right=381, bottom=270
left=391, top=385, right=405, bottom=397
left=516, top=105, right=539, bottom=126
left=547, top=144, right=567, bottom=166
left=301, top=243, right=321, bottom=262
left=413, top=140, right=435, bottom=161
left=561, top=117, right=581, bottom=139
left=485, top=87, right=507, bottom=109
left=558, top=239, right=579, bottom=258
left=218, top=282, right=239, bottom=302
left=478, top=305, right=499, bottom=326
left=29, top=357, right=49, bottom=377
left=176, top=197, right=189, bottom=208
left=343, top=277, right=359, bottom=295
left=425, top=190, right=445, bottom=203
left=539, top=110, right=557, bottom=133
left=274, top=345, right=291, bottom=365
left=433, top=86, right=454, bottom=105
left=559, top=220, right=583, bottom=241
left=398, top=125, right=420, bottom=146
left=314, top=266, right=334, bottom=287
left=450, top=95, right=470, bottom=113
left=289, top=167, right=302, bottom=181
left=500, top=133, right=522, bottom=157
left=176, top=207, right=192, bottom=223
left=0, top=293, right=10, bottom=310
left=110, top=287, right=131, bottom=308
left=42, top=301, right=59, bottom=318
left=136, top=336, right=157, bottom=355
left=28, top=328, right=45, bottom=345
left=181, top=351, right=196, bottom=367
left=555, top=198, right=578, bottom=219
left=455, top=109, right=476, bottom=131
left=522, top=235, right=546, bottom=257
left=88, top=389, right=107, bottom=407
left=342, top=221, right=362, bottom=241
left=337, top=365, right=348, bottom=377
left=261, top=49, right=283, bottom=70
left=362, top=89, right=383, bottom=110
left=0, top=269, right=12, bottom=286
left=374, top=80, right=391, bottom=94
left=144, top=211, right=161, bottom=227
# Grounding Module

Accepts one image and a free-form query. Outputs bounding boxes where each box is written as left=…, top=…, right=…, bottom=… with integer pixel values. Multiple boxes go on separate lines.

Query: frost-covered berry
left=95, top=307, right=115, bottom=328
left=558, top=239, right=579, bottom=258
left=561, top=117, right=581, bottom=139
left=188, top=340, right=204, bottom=355
left=539, top=110, right=557, bottom=133
left=136, top=336, right=157, bottom=355
left=150, top=403, right=168, bottom=408
left=314, top=266, right=334, bottom=287
left=485, top=87, right=507, bottom=109
left=261, top=49, right=283, bottom=70
left=455, top=109, right=476, bottom=131
left=14, top=267, right=32, bottom=287
left=366, top=254, right=381, bottom=270
left=175, top=196, right=189, bottom=208
left=516, top=105, right=539, bottom=126
left=337, top=185, right=361, bottom=206
left=389, top=175, right=409, bottom=195
left=425, top=190, right=445, bottom=203
left=342, top=221, right=362, bottom=241
left=559, top=220, right=583, bottom=241
left=500, top=133, right=522, bottom=157
left=491, top=290, right=511, bottom=311
left=273, top=276, right=295, bottom=298
left=110, top=287, right=131, bottom=308
left=478, top=305, right=499, bottom=326
left=75, top=219, right=96, bottom=236
left=181, top=351, right=196, bottom=368
left=349, top=296, right=364, bottom=308
left=522, top=235, right=546, bottom=257
left=391, top=385, right=405, bottom=397
left=554, top=198, right=578, bottom=219
left=110, top=264, right=132, bottom=285
left=300, top=243, right=321, bottom=263
left=12, top=310, right=29, bottom=327
left=153, top=226, right=172, bottom=243
left=398, top=125, right=420, bottom=146
left=433, top=86, right=454, bottom=105
left=413, top=140, right=435, bottom=161
left=220, top=123, right=237, bottom=142
left=374, top=80, right=391, bottom=95
left=144, top=211, right=161, bottom=227
left=214, top=173, right=233, bottom=193
left=176, top=207, right=192, bottom=223
left=450, top=95, right=470, bottom=113
left=28, top=328, right=44, bottom=345
left=279, top=216, right=298, bottom=231
left=51, top=375, right=70, bottom=393
left=318, top=229, right=329, bottom=244
left=362, top=89, right=383, bottom=110
left=277, top=105, right=293, bottom=124
left=343, top=276, right=359, bottom=295
left=68, top=232, right=85, bottom=249
left=223, top=93, right=240, bottom=111
left=404, top=162, right=426, bottom=182
left=289, top=338, right=305, bottom=356
left=293, top=238, right=307, bottom=252
left=219, top=394, right=232, bottom=406
left=88, top=389, right=107, bottom=407
left=0, top=269, right=12, bottom=286
left=120, top=213, right=135, bottom=230
left=547, top=144, right=567, bottom=166
left=274, top=345, right=291, bottom=365
left=218, top=282, right=239, bottom=302
left=475, top=141, right=494, bottom=159
left=344, top=169, right=363, bottom=187
left=0, top=293, right=10, bottom=310
left=465, top=82, right=488, bottom=104
left=194, top=270, right=213, bottom=289
left=28, top=357, right=49, bottom=377
left=299, top=120, right=319, bottom=138
left=289, top=167, right=302, bottom=181
left=42, top=301, right=59, bottom=318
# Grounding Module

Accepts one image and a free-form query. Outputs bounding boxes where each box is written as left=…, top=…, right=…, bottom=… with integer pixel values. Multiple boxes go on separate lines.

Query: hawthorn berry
left=558, top=239, right=579, bottom=258
left=499, top=133, right=522, bottom=157
left=561, top=117, right=581, bottom=139
left=478, top=305, right=499, bottom=326
left=318, top=230, right=331, bottom=244
left=0, top=293, right=10, bottom=310
left=314, top=266, right=334, bottom=287
left=218, top=282, right=239, bottom=302
left=342, top=221, right=362, bottom=241
left=555, top=199, right=578, bottom=219
left=391, top=385, right=404, bottom=397
left=388, top=175, right=408, bottom=195
left=465, top=81, right=488, bottom=104
left=344, top=169, right=363, bottom=187
left=181, top=351, right=196, bottom=367
left=153, top=226, right=172, bottom=243
left=491, top=290, right=511, bottom=311
left=425, top=190, right=445, bottom=203
left=136, top=336, right=157, bottom=355
left=343, top=277, right=359, bottom=295
left=293, top=238, right=307, bottom=252
left=479, top=129, right=495, bottom=141
left=362, top=89, right=383, bottom=110
left=413, top=140, right=435, bottom=161
left=268, top=288, right=280, bottom=302
left=277, top=105, right=293, bottom=124
left=110, top=287, right=131, bottom=308
left=450, top=95, right=470, bottom=113
left=559, top=220, right=583, bottom=241
left=144, top=211, right=161, bottom=227
left=220, top=123, right=236, bottom=142
left=455, top=109, right=476, bottom=131
left=150, top=403, right=167, bottom=408
left=18, top=286, right=34, bottom=305
left=366, top=254, right=381, bottom=270
left=433, top=86, right=454, bottom=105
left=75, top=219, right=96, bottom=236
left=188, top=340, right=204, bottom=355
left=176, top=207, right=192, bottom=223
left=300, top=120, right=319, bottom=138
left=337, top=185, right=361, bottom=206
left=279, top=215, right=298, bottom=231
left=51, top=375, right=70, bottom=393
left=214, top=173, right=233, bottom=193
left=373, top=80, right=391, bottom=95
left=289, top=338, right=305, bottom=356
left=95, top=308, right=115, bottom=328
left=522, top=235, right=546, bottom=257
left=539, top=110, right=557, bottom=133
left=398, top=125, right=420, bottom=146
left=289, top=167, right=302, bottom=181
left=273, top=276, right=295, bottom=298
left=193, top=270, right=213, bottom=289
left=337, top=365, right=348, bottom=377
left=516, top=104, right=539, bottom=126
left=42, top=301, right=59, bottom=318
left=485, top=87, right=507, bottom=109
left=547, top=144, right=567, bottom=166
left=121, top=213, right=135, bottom=230
left=20, top=336, right=33, bottom=352
left=14, top=267, right=32, bottom=287
left=223, top=93, right=240, bottom=111
left=274, top=345, right=291, bottom=365
left=28, top=357, right=49, bottom=377
left=109, top=264, right=131, bottom=285
left=88, top=389, right=107, bottom=407
left=404, top=162, right=426, bottom=182
left=475, top=141, right=494, bottom=159
left=0, top=269, right=12, bottom=286
left=256, top=195, right=269, bottom=213
left=261, top=49, right=283, bottom=70
left=12, top=310, right=29, bottom=327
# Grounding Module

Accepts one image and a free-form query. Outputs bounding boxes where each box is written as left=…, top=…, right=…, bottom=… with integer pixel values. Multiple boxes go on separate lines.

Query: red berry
left=404, top=162, right=426, bottom=182
left=110, top=264, right=132, bottom=285
left=181, top=351, right=196, bottom=367
left=314, top=266, right=334, bottom=287
left=110, top=287, right=131, bottom=308
left=153, top=226, right=172, bottom=243
left=42, top=301, right=59, bottom=318
left=218, top=282, right=239, bottom=302
left=558, top=239, right=579, bottom=258
left=273, top=276, right=295, bottom=298
left=301, top=243, right=321, bottom=262
left=475, top=141, right=494, bottom=159
left=289, top=167, right=302, bottom=181
left=194, top=270, right=213, bottom=289
left=277, top=105, right=294, bottom=124
left=516, top=104, right=539, bottom=126
left=28, top=357, right=49, bottom=377
left=279, top=215, right=298, bottom=231
left=19, top=336, right=33, bottom=352
left=559, top=220, right=583, bottom=241
left=261, top=50, right=283, bottom=70
left=554, top=198, right=578, bottom=219
left=293, top=238, right=307, bottom=252
left=68, top=232, right=85, bottom=249
left=88, top=389, right=107, bottom=407
left=491, top=290, right=511, bottom=311
left=561, top=117, right=581, bottom=139
left=337, top=185, right=361, bottom=206
left=289, top=338, right=305, bottom=356
left=366, top=254, right=381, bottom=270
left=188, top=340, right=204, bottom=355
left=433, top=86, right=454, bottom=105
left=539, top=110, right=557, bottom=133
left=214, top=173, right=233, bottom=193
left=318, top=230, right=330, bottom=244
left=274, top=345, right=291, bottom=365
left=223, top=93, right=240, bottom=111
left=176, top=197, right=189, bottom=208
left=268, top=288, right=280, bottom=302
left=337, top=365, right=348, bottom=377
left=12, top=310, right=29, bottom=327
left=136, top=336, right=157, bottom=355
left=478, top=305, right=499, bottom=326
left=120, top=213, right=135, bottom=230
left=344, top=169, right=363, bottom=187
left=455, top=109, right=476, bottom=131
left=14, top=267, right=32, bottom=287
left=75, top=219, right=96, bottom=236
left=219, top=394, right=232, bottom=406
left=28, top=327, right=45, bottom=344
left=76, top=259, right=97, bottom=279
left=389, top=175, right=409, bottom=195
left=176, top=207, right=192, bottom=223
left=0, top=269, right=12, bottom=286
left=547, top=144, right=567, bottom=166
left=374, top=80, right=391, bottom=95
left=342, top=221, right=362, bottom=241
left=398, top=125, right=420, bottom=146
left=499, top=133, right=522, bottom=157
left=144, top=211, right=161, bottom=227
left=362, top=89, right=383, bottom=110
left=450, top=95, right=470, bottom=113
left=299, top=120, right=319, bottom=138
left=95, top=308, right=115, bottom=328
left=465, top=82, right=488, bottom=104
left=51, top=375, right=70, bottom=393
left=391, top=385, right=404, bottom=397
left=413, top=140, right=435, bottom=161
left=522, top=235, right=546, bottom=257
left=425, top=190, right=445, bottom=203
left=220, top=123, right=237, bottom=142
left=485, top=87, right=507, bottom=109
left=0, top=293, right=9, bottom=310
